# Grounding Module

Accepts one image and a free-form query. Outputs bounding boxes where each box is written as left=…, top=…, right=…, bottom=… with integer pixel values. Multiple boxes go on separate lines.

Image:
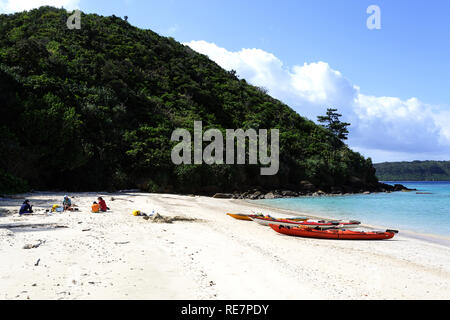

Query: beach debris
left=150, top=213, right=172, bottom=223
left=114, top=241, right=130, bottom=245
left=34, top=259, right=40, bottom=266
left=23, top=240, right=45, bottom=249
left=110, top=196, right=134, bottom=202
left=82, top=229, right=91, bottom=232
left=148, top=213, right=198, bottom=224
left=172, top=216, right=199, bottom=222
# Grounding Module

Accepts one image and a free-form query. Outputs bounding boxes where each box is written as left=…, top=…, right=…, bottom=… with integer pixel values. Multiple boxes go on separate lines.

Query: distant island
left=374, top=161, right=450, bottom=181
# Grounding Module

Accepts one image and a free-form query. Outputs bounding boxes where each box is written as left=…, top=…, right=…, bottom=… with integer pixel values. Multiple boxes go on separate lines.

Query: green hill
left=0, top=7, right=380, bottom=195
left=375, top=161, right=450, bottom=181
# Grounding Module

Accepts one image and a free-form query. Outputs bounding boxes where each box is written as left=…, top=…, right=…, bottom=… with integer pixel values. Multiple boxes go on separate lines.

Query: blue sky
left=76, top=0, right=450, bottom=105
left=1, top=0, right=450, bottom=162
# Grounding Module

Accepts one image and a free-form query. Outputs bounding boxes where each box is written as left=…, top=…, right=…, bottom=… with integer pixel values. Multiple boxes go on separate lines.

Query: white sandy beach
left=1, top=192, right=450, bottom=300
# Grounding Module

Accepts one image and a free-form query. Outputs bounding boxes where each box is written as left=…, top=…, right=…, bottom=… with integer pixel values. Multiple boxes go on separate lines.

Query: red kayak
left=270, top=224, right=398, bottom=240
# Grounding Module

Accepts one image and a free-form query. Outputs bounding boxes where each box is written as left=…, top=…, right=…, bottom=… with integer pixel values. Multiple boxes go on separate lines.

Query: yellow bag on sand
left=52, top=204, right=60, bottom=212
left=132, top=210, right=141, bottom=216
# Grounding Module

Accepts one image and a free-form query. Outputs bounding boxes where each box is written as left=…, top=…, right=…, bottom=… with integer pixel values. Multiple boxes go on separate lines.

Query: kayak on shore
left=226, top=213, right=256, bottom=221
left=270, top=224, right=398, bottom=240
left=227, top=213, right=308, bottom=222
left=251, top=216, right=360, bottom=229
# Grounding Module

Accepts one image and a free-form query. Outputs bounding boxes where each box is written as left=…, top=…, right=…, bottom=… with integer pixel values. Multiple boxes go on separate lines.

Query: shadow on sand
left=0, top=223, right=68, bottom=233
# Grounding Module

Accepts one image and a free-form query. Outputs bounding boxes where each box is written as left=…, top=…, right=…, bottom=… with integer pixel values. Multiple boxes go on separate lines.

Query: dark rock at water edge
left=212, top=182, right=416, bottom=200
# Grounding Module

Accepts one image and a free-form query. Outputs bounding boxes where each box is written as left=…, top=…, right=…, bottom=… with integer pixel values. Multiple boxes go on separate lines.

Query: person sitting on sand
left=63, top=195, right=74, bottom=211
left=19, top=200, right=33, bottom=215
left=91, top=201, right=100, bottom=213
left=97, top=197, right=109, bottom=212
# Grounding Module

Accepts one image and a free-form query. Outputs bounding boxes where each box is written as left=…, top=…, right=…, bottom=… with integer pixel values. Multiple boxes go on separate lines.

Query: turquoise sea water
left=257, top=182, right=450, bottom=237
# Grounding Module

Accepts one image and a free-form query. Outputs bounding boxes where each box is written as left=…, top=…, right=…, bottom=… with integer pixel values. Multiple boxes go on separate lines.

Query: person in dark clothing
left=19, top=200, right=33, bottom=215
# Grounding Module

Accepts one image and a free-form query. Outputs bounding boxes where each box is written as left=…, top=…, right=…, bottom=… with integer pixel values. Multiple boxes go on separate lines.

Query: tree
left=317, top=108, right=350, bottom=141
left=0, top=7, right=379, bottom=193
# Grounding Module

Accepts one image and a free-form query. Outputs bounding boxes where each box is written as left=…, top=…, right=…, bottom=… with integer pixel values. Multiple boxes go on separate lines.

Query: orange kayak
left=226, top=213, right=255, bottom=221
left=270, top=224, right=398, bottom=240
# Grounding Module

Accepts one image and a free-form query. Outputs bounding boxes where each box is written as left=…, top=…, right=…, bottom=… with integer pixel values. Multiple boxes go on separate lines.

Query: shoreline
left=1, top=192, right=450, bottom=300
left=3, top=191, right=450, bottom=245
left=243, top=199, right=450, bottom=248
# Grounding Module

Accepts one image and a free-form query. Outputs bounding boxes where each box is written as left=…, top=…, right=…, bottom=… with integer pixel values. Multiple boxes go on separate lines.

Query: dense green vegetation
left=0, top=7, right=380, bottom=194
left=375, top=161, right=450, bottom=181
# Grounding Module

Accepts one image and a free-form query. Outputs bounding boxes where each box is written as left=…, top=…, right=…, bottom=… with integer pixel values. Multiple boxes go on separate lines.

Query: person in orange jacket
left=91, top=201, right=100, bottom=213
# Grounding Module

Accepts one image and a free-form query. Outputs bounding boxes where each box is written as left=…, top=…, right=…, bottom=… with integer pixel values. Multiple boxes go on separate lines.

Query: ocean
left=256, top=181, right=450, bottom=237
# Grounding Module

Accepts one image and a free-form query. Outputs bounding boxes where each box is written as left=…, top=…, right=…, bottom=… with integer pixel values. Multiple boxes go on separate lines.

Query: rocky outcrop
left=281, top=190, right=298, bottom=197
left=376, top=183, right=417, bottom=192
left=209, top=181, right=415, bottom=200
left=264, top=192, right=276, bottom=199
left=393, top=184, right=417, bottom=192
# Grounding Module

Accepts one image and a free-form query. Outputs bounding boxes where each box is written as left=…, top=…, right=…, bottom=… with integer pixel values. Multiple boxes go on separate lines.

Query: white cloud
left=352, top=95, right=444, bottom=154
left=185, top=40, right=450, bottom=162
left=0, top=0, right=79, bottom=13
left=186, top=40, right=357, bottom=119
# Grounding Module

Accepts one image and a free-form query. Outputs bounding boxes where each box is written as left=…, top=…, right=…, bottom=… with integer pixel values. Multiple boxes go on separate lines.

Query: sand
left=1, top=192, right=449, bottom=300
